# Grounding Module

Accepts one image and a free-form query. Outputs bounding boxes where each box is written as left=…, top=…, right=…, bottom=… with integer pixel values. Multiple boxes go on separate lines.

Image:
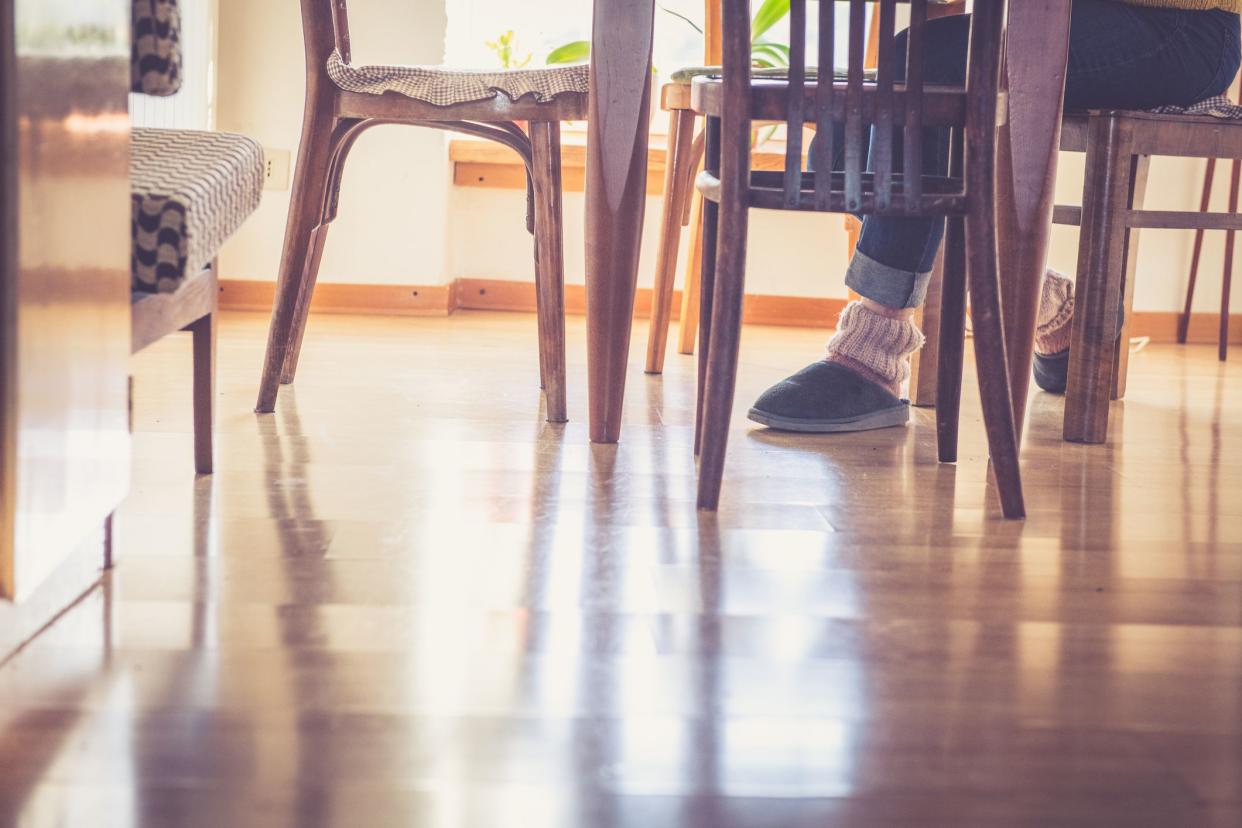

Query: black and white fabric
left=326, top=50, right=590, bottom=106
left=131, top=0, right=182, bottom=96
left=131, top=129, right=264, bottom=294
left=1150, top=94, right=1242, bottom=120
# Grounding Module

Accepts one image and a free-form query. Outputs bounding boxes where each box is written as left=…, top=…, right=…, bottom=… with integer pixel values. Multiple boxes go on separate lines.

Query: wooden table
left=584, top=1, right=1075, bottom=445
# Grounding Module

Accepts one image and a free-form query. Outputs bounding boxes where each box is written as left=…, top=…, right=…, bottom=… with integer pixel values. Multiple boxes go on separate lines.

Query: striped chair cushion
left=131, top=129, right=263, bottom=293
left=132, top=0, right=182, bottom=96
left=326, top=50, right=589, bottom=106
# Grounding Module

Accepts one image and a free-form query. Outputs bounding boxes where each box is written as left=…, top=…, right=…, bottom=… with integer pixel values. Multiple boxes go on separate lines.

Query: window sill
left=449, top=132, right=796, bottom=195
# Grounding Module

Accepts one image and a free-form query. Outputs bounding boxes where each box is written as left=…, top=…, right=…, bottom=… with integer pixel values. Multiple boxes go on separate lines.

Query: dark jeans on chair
left=821, top=1, right=1241, bottom=309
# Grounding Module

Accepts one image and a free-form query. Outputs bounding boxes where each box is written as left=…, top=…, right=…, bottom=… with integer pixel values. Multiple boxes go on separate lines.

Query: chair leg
left=280, top=223, right=331, bottom=384
left=935, top=216, right=967, bottom=463
left=910, top=240, right=946, bottom=408
left=255, top=105, right=339, bottom=414
left=530, top=121, right=568, bottom=423
left=189, top=308, right=216, bottom=475
left=966, top=207, right=1025, bottom=520
left=679, top=196, right=706, bottom=356
left=1178, top=158, right=1216, bottom=345
left=695, top=120, right=722, bottom=458
left=697, top=117, right=747, bottom=512
left=103, top=512, right=115, bottom=570
left=1220, top=158, right=1240, bottom=362
left=1066, top=115, right=1134, bottom=444
left=1111, top=154, right=1149, bottom=400
left=646, top=108, right=698, bottom=374
left=678, top=134, right=709, bottom=357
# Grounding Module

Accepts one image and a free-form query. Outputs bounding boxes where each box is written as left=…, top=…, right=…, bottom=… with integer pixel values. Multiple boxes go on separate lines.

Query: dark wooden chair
left=255, top=0, right=588, bottom=423
left=691, top=0, right=1024, bottom=517
left=1052, top=109, right=1242, bottom=444
left=130, top=128, right=265, bottom=474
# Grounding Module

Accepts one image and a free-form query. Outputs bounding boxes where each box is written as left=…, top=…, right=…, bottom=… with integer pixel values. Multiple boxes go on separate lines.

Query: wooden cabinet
left=1, top=0, right=131, bottom=602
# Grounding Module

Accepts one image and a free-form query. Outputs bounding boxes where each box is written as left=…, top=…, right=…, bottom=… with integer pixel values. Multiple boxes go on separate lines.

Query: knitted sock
left=1036, top=269, right=1075, bottom=356
left=824, top=301, right=925, bottom=397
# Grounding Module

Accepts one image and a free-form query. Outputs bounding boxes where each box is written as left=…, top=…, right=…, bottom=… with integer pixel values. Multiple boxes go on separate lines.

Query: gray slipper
left=747, top=361, right=910, bottom=433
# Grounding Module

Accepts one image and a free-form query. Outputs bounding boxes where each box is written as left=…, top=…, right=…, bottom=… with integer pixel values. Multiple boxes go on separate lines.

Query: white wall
left=213, top=0, right=1235, bottom=316
left=216, top=0, right=451, bottom=286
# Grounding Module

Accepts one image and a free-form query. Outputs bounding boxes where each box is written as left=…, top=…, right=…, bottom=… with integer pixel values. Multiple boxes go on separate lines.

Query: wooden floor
left=2, top=310, right=1241, bottom=827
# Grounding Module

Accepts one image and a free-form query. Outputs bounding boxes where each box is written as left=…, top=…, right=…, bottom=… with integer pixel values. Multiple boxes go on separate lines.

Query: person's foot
left=1033, top=269, right=1074, bottom=394
left=748, top=361, right=910, bottom=432
left=748, top=300, right=921, bottom=433
left=1033, top=350, right=1069, bottom=394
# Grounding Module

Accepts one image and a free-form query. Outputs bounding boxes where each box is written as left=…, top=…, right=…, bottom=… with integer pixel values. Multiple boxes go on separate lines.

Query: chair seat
left=131, top=128, right=264, bottom=293
left=691, top=76, right=967, bottom=126
left=326, top=50, right=590, bottom=106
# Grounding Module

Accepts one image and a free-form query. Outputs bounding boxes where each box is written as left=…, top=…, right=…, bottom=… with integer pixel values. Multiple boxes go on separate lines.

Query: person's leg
left=750, top=14, right=969, bottom=432
left=1033, top=2, right=1241, bottom=393
left=754, top=3, right=1242, bottom=431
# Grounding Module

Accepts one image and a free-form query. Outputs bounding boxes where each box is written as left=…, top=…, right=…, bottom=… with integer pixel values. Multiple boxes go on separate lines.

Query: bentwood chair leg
left=281, top=223, right=331, bottom=384
left=530, top=121, right=568, bottom=423
left=256, top=108, right=338, bottom=414
left=1066, top=115, right=1134, bottom=445
left=935, top=216, right=967, bottom=463
left=646, top=108, right=698, bottom=374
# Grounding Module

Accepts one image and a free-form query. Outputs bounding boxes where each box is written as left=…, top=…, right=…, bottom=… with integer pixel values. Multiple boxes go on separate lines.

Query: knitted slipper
left=748, top=361, right=910, bottom=433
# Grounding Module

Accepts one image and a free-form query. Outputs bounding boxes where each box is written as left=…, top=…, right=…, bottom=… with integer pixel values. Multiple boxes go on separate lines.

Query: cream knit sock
left=1036, top=269, right=1075, bottom=356
left=824, top=301, right=925, bottom=397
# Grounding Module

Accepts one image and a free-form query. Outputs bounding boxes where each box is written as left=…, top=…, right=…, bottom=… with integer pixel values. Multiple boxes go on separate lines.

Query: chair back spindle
left=814, top=1, right=836, bottom=209
left=843, top=3, right=868, bottom=211
left=904, top=0, right=929, bottom=204
left=783, top=1, right=808, bottom=206
left=872, top=0, right=897, bottom=210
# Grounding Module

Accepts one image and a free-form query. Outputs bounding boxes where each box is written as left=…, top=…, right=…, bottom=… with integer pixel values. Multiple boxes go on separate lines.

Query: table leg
left=585, top=0, right=656, bottom=443
left=995, top=0, right=1073, bottom=440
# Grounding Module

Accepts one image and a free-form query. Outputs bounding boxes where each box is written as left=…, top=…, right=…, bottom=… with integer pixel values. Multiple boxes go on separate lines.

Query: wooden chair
left=130, top=128, right=265, bottom=474
left=644, top=2, right=722, bottom=374
left=1179, top=89, right=1240, bottom=362
left=692, top=0, right=1023, bottom=517
left=255, top=0, right=589, bottom=422
left=1052, top=108, right=1242, bottom=443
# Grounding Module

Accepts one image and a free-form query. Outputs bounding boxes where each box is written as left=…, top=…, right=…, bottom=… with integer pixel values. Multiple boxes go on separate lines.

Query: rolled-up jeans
left=820, top=1, right=1241, bottom=309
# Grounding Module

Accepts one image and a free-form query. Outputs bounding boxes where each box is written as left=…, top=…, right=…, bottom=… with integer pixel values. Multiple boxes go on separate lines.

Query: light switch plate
left=263, top=147, right=291, bottom=190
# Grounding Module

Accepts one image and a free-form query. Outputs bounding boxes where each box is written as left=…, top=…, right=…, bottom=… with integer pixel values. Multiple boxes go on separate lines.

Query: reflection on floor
left=1, top=310, right=1240, bottom=827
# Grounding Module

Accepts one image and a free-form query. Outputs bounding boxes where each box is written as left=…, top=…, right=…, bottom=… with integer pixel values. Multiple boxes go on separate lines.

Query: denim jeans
left=826, top=1, right=1242, bottom=309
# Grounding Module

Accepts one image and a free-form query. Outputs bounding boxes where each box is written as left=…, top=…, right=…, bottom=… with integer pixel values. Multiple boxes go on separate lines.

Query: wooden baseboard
left=218, top=279, right=452, bottom=316
left=218, top=277, right=1241, bottom=344
left=220, top=278, right=846, bottom=328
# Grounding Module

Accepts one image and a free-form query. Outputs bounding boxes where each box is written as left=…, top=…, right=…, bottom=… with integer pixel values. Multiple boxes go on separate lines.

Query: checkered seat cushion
left=326, top=50, right=589, bottom=106
left=132, top=0, right=182, bottom=96
left=131, top=129, right=263, bottom=293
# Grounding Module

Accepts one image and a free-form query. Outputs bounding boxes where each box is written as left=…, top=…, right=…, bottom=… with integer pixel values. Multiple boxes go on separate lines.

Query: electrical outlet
left=263, top=148, right=291, bottom=191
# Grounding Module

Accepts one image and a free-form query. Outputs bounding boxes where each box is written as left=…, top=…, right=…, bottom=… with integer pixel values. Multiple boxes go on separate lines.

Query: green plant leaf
left=751, top=0, right=791, bottom=42
left=658, top=3, right=704, bottom=35
left=545, top=40, right=591, bottom=65
left=751, top=40, right=790, bottom=67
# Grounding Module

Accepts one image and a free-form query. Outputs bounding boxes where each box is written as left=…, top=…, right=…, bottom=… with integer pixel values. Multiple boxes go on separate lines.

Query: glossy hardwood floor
left=2, top=311, right=1241, bottom=828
